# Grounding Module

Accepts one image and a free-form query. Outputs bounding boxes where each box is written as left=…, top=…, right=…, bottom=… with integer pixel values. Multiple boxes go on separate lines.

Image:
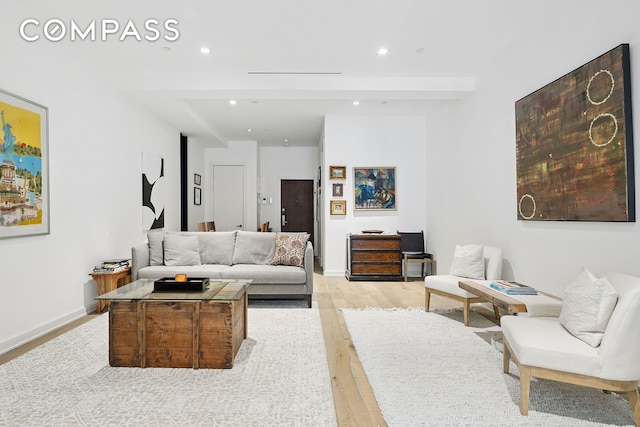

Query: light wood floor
left=0, top=269, right=498, bottom=426
left=314, top=271, right=498, bottom=427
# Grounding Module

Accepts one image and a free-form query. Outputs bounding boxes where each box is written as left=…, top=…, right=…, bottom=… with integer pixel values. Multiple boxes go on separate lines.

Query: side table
left=91, top=267, right=131, bottom=313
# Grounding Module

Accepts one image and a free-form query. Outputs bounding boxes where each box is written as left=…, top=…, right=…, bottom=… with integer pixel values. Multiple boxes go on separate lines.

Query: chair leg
left=629, top=386, right=640, bottom=427
left=519, top=365, right=531, bottom=415
left=463, top=299, right=470, bottom=326
left=503, top=341, right=511, bottom=374
left=425, top=290, right=431, bottom=312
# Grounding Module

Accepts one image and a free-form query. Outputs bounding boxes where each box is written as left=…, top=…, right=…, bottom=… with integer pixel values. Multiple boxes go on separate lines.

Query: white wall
left=425, top=3, right=640, bottom=296
left=322, top=115, right=427, bottom=275
left=259, top=146, right=319, bottom=244
left=0, top=42, right=180, bottom=354
left=205, top=141, right=258, bottom=232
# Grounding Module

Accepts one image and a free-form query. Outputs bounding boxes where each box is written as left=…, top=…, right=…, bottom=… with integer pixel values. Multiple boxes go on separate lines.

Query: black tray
left=154, top=277, right=209, bottom=292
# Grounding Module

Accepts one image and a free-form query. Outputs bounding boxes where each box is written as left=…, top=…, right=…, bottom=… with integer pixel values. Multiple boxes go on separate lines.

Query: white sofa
left=424, top=245, right=503, bottom=326
left=502, top=271, right=640, bottom=423
left=131, top=230, right=314, bottom=307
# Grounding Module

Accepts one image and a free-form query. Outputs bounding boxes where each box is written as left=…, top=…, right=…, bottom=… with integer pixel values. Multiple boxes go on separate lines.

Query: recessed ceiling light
left=416, top=47, right=425, bottom=54
left=247, top=128, right=253, bottom=132
left=353, top=100, right=360, bottom=106
left=284, top=139, right=289, bottom=142
left=229, top=99, right=237, bottom=105
left=378, top=47, right=388, bottom=56
left=200, top=46, right=210, bottom=55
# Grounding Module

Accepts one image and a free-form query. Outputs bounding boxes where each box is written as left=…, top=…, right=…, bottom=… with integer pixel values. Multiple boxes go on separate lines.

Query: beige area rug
left=342, top=308, right=635, bottom=427
left=0, top=306, right=336, bottom=426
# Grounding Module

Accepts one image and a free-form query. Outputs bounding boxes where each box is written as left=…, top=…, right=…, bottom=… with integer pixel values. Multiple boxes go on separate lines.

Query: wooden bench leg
left=503, top=341, right=511, bottom=374
left=493, top=305, right=500, bottom=322
left=629, top=386, right=639, bottom=426
left=519, top=365, right=531, bottom=415
left=425, top=290, right=431, bottom=312
left=463, top=299, right=470, bottom=326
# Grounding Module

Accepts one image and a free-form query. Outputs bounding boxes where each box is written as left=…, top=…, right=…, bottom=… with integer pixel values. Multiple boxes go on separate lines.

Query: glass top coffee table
left=96, top=278, right=250, bottom=302
left=96, top=279, right=251, bottom=369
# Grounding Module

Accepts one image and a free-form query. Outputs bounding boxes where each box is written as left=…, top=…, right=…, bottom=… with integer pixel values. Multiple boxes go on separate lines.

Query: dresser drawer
left=351, top=263, right=402, bottom=275
left=352, top=251, right=401, bottom=262
left=351, top=238, right=401, bottom=250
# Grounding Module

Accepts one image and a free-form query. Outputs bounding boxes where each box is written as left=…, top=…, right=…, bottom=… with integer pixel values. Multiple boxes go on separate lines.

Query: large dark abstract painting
left=515, top=44, right=634, bottom=221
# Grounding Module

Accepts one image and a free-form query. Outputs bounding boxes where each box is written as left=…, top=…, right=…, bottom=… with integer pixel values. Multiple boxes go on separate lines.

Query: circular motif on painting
left=588, top=113, right=618, bottom=147
left=518, top=194, right=536, bottom=220
left=586, top=69, right=615, bottom=105
left=519, top=104, right=548, bottom=146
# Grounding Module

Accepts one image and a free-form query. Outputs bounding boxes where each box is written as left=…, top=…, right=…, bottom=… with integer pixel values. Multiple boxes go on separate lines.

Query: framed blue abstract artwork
left=353, top=167, right=396, bottom=210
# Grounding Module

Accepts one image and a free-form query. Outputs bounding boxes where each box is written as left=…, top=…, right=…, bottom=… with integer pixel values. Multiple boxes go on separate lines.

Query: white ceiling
left=22, top=0, right=561, bottom=147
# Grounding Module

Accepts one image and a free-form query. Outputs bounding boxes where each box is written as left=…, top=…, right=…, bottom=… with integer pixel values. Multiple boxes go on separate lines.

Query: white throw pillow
left=163, top=234, right=201, bottom=266
left=147, top=230, right=165, bottom=266
left=197, top=231, right=236, bottom=266
left=449, top=244, right=485, bottom=280
left=559, top=268, right=618, bottom=347
left=232, top=231, right=276, bottom=265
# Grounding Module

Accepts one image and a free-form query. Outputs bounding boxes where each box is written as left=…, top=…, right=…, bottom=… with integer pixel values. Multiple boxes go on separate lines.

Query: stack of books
left=489, top=280, right=537, bottom=295
left=93, top=259, right=130, bottom=273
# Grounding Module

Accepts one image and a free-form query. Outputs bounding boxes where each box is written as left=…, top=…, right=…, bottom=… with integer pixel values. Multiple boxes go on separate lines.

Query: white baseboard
left=322, top=270, right=346, bottom=276
left=0, top=307, right=89, bottom=356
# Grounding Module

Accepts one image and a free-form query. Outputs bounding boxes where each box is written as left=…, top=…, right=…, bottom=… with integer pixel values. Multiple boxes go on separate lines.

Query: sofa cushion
left=232, top=231, right=276, bottom=265
left=424, top=275, right=489, bottom=299
left=137, top=265, right=229, bottom=281
left=559, top=268, right=618, bottom=347
left=449, top=244, right=484, bottom=279
left=501, top=316, right=602, bottom=377
left=163, top=234, right=201, bottom=266
left=197, top=231, right=236, bottom=265
left=271, top=232, right=310, bottom=267
left=147, top=230, right=165, bottom=266
left=223, top=264, right=306, bottom=284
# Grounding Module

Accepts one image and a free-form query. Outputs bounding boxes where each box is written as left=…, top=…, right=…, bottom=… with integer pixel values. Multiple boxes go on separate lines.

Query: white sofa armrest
left=304, top=241, right=314, bottom=294
left=131, top=243, right=150, bottom=281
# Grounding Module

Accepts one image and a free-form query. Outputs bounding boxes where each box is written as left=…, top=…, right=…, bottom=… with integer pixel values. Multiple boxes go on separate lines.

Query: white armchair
left=424, top=245, right=503, bottom=326
left=502, top=271, right=640, bottom=424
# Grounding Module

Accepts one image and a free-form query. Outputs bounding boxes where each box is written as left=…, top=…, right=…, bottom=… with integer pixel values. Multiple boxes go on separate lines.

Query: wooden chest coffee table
left=96, top=279, right=250, bottom=369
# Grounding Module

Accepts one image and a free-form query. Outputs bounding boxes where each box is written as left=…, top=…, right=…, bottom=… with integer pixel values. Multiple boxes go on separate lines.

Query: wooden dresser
left=346, top=233, right=403, bottom=281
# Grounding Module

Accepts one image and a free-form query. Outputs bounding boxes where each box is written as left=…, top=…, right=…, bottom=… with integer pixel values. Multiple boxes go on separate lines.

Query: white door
left=212, top=164, right=245, bottom=231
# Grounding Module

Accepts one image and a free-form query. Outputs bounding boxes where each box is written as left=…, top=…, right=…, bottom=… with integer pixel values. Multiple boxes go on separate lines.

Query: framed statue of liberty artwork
left=0, top=88, right=49, bottom=239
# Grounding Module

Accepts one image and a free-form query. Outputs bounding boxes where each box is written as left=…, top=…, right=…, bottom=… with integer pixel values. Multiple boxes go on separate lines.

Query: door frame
left=272, top=176, right=317, bottom=253
left=280, top=179, right=315, bottom=245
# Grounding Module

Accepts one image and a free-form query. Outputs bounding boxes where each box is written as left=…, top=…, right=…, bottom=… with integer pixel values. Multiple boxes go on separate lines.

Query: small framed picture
left=194, top=187, right=201, bottom=205
left=194, top=173, right=201, bottom=186
left=330, top=200, right=346, bottom=215
left=332, top=183, right=343, bottom=197
left=329, top=165, right=346, bottom=180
